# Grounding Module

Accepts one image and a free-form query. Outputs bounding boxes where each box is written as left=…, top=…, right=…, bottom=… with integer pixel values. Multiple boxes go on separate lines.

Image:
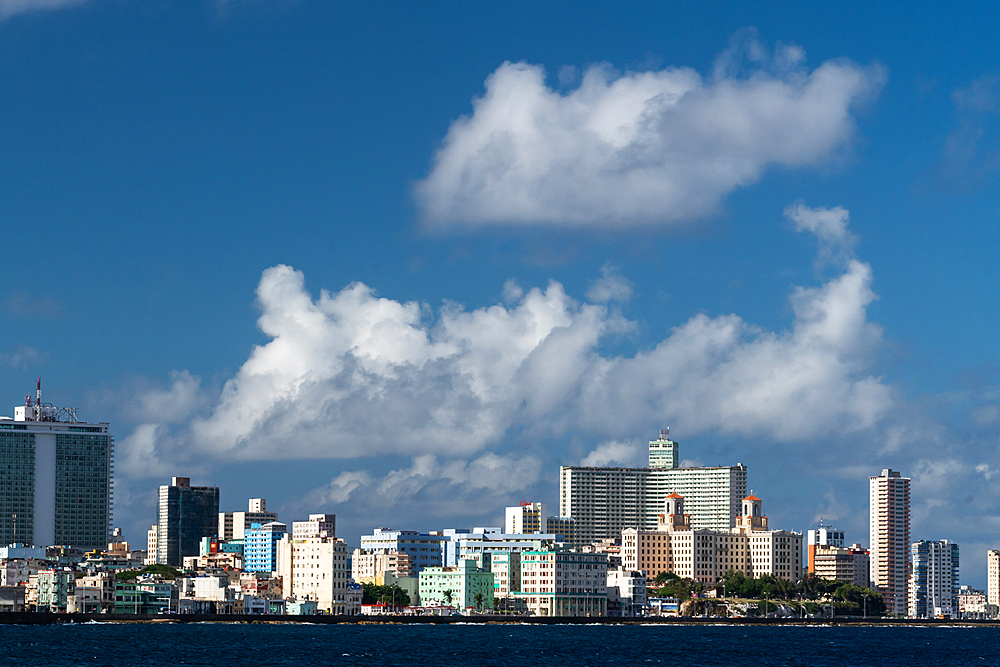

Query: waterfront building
left=512, top=549, right=608, bottom=617
left=359, top=528, right=447, bottom=574
left=0, top=385, right=113, bottom=550
left=275, top=515, right=350, bottom=614
left=418, top=558, right=495, bottom=611
left=36, top=568, right=75, bottom=612
left=146, top=524, right=157, bottom=565
left=606, top=567, right=646, bottom=617
left=559, top=431, right=748, bottom=547
left=218, top=498, right=277, bottom=541
left=156, top=477, right=220, bottom=566
left=988, top=550, right=1000, bottom=607
left=869, top=468, right=911, bottom=616
left=908, top=539, right=959, bottom=619
left=244, top=521, right=287, bottom=573
left=490, top=551, right=521, bottom=603
left=622, top=492, right=801, bottom=585
left=957, top=585, right=987, bottom=618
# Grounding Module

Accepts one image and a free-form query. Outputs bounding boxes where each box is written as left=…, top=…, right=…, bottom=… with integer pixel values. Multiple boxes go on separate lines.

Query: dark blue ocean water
left=2, top=623, right=999, bottom=666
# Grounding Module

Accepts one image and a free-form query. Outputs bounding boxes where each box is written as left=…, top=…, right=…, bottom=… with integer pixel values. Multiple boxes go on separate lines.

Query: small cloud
left=785, top=202, right=857, bottom=266
left=938, top=74, right=1000, bottom=190
left=580, top=440, right=641, bottom=467
left=0, top=0, right=91, bottom=21
left=5, top=294, right=62, bottom=320
left=502, top=279, right=524, bottom=303
left=0, top=345, right=44, bottom=368
left=976, top=463, right=995, bottom=480
left=586, top=264, right=632, bottom=304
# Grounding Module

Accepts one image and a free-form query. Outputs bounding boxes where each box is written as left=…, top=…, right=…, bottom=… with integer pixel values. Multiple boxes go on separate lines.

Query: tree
left=474, top=593, right=484, bottom=611
left=443, top=589, right=454, bottom=607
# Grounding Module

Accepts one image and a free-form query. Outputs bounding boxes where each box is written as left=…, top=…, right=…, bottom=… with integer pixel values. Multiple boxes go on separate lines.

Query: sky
left=1, top=1, right=998, bottom=586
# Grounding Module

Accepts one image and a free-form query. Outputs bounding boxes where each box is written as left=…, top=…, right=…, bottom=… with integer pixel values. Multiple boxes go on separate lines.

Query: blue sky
left=1, top=1, right=998, bottom=585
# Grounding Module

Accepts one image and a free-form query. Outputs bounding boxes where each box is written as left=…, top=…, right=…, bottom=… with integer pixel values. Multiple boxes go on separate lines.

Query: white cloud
left=121, top=204, right=894, bottom=482
left=586, top=264, right=632, bottom=303
left=785, top=202, right=858, bottom=265
left=416, top=35, right=884, bottom=229
left=0, top=344, right=44, bottom=368
left=580, top=440, right=642, bottom=467
left=0, top=0, right=91, bottom=20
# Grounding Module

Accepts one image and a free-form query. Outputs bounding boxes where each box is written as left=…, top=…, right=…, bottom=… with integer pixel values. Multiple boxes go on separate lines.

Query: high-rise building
left=156, top=477, right=220, bottom=566
left=506, top=502, right=547, bottom=534
left=908, top=540, right=959, bottom=618
left=869, top=468, right=911, bottom=616
left=988, top=550, right=1000, bottom=608
left=275, top=514, right=350, bottom=614
left=559, top=431, right=748, bottom=546
left=218, top=498, right=277, bottom=541
left=0, top=383, right=113, bottom=550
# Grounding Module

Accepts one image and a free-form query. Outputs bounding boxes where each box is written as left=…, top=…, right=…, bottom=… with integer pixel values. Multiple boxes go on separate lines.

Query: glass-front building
left=0, top=411, right=113, bottom=551
left=157, top=477, right=220, bottom=566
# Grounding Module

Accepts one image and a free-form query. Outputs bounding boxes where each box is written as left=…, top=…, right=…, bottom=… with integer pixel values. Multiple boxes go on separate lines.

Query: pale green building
left=418, top=559, right=494, bottom=611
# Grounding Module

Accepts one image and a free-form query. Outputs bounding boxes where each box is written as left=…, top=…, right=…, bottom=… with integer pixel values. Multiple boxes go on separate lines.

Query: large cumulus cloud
left=416, top=36, right=885, bottom=229
left=119, top=204, right=891, bottom=476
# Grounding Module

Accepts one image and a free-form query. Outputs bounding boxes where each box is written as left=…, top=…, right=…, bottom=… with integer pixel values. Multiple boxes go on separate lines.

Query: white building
left=607, top=567, right=646, bottom=617
left=870, top=469, right=910, bottom=616
left=908, top=539, right=959, bottom=619
left=559, top=432, right=748, bottom=547
left=812, top=543, right=870, bottom=587
left=989, top=550, right=1000, bottom=608
left=513, top=549, right=608, bottom=617
left=275, top=517, right=350, bottom=614
left=145, top=525, right=158, bottom=565
left=218, top=498, right=278, bottom=541
left=360, top=528, right=447, bottom=574
left=351, top=549, right=413, bottom=583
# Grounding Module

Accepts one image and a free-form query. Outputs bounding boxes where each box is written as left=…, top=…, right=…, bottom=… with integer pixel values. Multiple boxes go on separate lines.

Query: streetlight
left=863, top=593, right=868, bottom=619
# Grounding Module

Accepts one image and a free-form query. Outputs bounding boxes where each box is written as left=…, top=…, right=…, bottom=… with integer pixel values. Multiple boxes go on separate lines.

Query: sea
left=2, top=623, right=998, bottom=666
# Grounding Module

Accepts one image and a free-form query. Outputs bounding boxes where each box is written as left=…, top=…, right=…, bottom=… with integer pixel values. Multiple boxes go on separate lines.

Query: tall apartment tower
left=908, top=539, right=959, bottom=618
left=0, top=381, right=113, bottom=550
left=869, top=468, right=911, bottom=616
left=988, top=550, right=1000, bottom=608
left=157, top=477, right=220, bottom=566
left=560, top=430, right=748, bottom=547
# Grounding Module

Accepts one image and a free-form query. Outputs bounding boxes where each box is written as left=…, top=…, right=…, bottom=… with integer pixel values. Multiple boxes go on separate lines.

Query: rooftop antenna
left=36, top=377, right=41, bottom=407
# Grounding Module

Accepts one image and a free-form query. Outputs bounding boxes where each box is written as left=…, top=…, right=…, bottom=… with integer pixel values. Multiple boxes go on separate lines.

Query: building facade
left=869, top=469, right=911, bottom=616
left=559, top=432, right=748, bottom=547
left=908, top=540, right=959, bottom=619
left=988, top=550, right=1000, bottom=608
left=218, top=498, right=278, bottom=541
left=418, top=559, right=495, bottom=611
left=812, top=543, right=870, bottom=587
left=275, top=519, right=350, bottom=614
left=156, top=477, right=220, bottom=566
left=244, top=521, right=287, bottom=573
left=807, top=522, right=846, bottom=572
left=512, top=549, right=608, bottom=617
left=0, top=387, right=113, bottom=550
left=359, top=528, right=447, bottom=574
left=622, top=492, right=802, bottom=585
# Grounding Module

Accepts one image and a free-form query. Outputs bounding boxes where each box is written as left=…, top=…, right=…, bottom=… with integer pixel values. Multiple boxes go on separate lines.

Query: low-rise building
left=513, top=549, right=608, bottom=617
left=418, top=559, right=495, bottom=612
left=351, top=549, right=413, bottom=583
left=36, top=568, right=75, bottom=612
left=813, top=543, right=870, bottom=587
left=607, top=567, right=646, bottom=617
left=360, top=528, right=447, bottom=574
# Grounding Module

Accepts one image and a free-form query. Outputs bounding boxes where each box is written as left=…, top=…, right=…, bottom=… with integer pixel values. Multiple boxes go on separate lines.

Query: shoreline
left=1, top=613, right=998, bottom=627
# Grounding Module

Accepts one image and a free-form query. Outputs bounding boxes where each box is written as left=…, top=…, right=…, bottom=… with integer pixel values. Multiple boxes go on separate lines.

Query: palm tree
left=474, top=592, right=484, bottom=611
left=443, top=589, right=453, bottom=607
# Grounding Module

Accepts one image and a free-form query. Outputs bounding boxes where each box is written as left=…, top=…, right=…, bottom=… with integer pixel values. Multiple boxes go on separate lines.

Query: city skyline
left=1, top=1, right=998, bottom=588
